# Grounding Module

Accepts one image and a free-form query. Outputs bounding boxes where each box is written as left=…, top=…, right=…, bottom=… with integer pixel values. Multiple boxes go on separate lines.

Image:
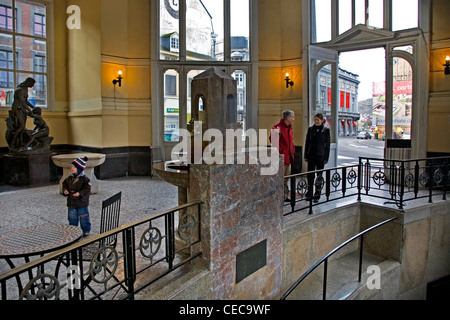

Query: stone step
left=284, top=250, right=401, bottom=300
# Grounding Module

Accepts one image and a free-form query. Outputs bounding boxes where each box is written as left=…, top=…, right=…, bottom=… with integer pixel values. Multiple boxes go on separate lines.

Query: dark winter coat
left=304, top=124, right=331, bottom=162
left=62, top=173, right=91, bottom=208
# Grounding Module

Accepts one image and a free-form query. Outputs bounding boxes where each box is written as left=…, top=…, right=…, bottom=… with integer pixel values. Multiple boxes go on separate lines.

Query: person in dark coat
left=63, top=156, right=91, bottom=236
left=304, top=113, right=330, bottom=202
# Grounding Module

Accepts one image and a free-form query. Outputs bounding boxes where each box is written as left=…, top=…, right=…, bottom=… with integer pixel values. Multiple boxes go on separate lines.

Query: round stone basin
left=153, top=161, right=189, bottom=188
left=52, top=152, right=106, bottom=194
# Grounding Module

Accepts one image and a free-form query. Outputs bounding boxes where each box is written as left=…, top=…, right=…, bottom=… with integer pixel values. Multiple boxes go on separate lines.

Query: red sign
left=327, top=88, right=331, bottom=106
left=373, top=81, right=412, bottom=95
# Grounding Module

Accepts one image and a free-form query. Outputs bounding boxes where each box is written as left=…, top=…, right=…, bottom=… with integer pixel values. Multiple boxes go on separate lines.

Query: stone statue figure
left=5, top=77, right=53, bottom=154
left=21, top=107, right=50, bottom=151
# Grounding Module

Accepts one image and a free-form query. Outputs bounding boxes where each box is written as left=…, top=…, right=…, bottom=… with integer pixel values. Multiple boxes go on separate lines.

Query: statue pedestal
left=3, top=153, right=53, bottom=186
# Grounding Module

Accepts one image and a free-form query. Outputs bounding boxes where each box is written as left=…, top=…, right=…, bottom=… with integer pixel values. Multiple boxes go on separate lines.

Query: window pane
left=355, top=0, right=366, bottom=25
left=368, top=0, right=383, bottom=29
left=0, top=34, right=13, bottom=68
left=15, top=35, right=46, bottom=72
left=339, top=0, right=352, bottom=35
left=0, top=1, right=13, bottom=32
left=231, top=0, right=249, bottom=61
left=392, top=0, right=418, bottom=31
left=160, top=0, right=180, bottom=60
left=0, top=1, right=47, bottom=108
left=312, top=0, right=331, bottom=43
left=186, top=0, right=223, bottom=61
left=0, top=36, right=14, bottom=107
left=16, top=0, right=46, bottom=37
left=186, top=69, right=205, bottom=126
left=393, top=45, right=413, bottom=54
left=164, top=69, right=179, bottom=142
left=231, top=70, right=246, bottom=131
left=392, top=57, right=412, bottom=140
left=17, top=72, right=46, bottom=107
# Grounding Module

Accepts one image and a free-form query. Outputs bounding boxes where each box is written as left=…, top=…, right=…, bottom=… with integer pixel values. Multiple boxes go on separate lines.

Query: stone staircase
left=284, top=250, right=401, bottom=300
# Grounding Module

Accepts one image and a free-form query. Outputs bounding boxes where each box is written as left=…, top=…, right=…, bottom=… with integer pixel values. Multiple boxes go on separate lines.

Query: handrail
left=0, top=201, right=203, bottom=300
left=280, top=217, right=398, bottom=300
left=283, top=156, right=449, bottom=215
left=0, top=201, right=202, bottom=283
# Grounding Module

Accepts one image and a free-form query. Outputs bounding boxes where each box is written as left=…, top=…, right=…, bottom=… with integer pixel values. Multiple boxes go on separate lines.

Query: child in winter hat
left=63, top=155, right=92, bottom=236
left=72, top=156, right=88, bottom=176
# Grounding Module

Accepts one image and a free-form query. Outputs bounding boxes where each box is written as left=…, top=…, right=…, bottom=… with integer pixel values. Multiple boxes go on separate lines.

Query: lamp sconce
left=444, top=56, right=450, bottom=75
left=113, top=70, right=124, bottom=87
left=285, top=73, right=294, bottom=88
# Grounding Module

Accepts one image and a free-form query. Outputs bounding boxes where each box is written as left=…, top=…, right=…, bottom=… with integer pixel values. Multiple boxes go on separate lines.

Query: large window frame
left=0, top=0, right=52, bottom=110
left=152, top=0, right=258, bottom=160
left=304, top=0, right=430, bottom=160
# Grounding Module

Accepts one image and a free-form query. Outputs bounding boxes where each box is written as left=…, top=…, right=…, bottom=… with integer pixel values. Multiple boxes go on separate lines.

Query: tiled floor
left=0, top=176, right=179, bottom=236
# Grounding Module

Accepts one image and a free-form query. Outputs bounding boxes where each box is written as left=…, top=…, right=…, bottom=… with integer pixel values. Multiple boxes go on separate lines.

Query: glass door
left=306, top=45, right=339, bottom=168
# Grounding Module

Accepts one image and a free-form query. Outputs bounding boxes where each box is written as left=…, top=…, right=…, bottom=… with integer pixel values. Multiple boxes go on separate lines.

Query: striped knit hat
left=72, top=156, right=88, bottom=174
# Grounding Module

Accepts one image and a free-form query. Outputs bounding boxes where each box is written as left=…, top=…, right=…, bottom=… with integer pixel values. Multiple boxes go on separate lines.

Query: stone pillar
left=188, top=155, right=284, bottom=299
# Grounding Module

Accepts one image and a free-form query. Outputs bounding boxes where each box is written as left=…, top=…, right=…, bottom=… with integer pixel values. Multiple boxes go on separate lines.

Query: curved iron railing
left=280, top=217, right=398, bottom=300
left=0, top=201, right=202, bottom=300
left=284, top=156, right=449, bottom=215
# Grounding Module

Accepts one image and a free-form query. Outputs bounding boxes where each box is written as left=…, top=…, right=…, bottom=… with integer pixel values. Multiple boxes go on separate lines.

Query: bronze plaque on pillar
left=236, top=240, right=267, bottom=284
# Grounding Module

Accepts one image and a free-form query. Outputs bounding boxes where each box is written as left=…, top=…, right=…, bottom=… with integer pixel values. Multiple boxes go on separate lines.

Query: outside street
left=337, top=135, right=384, bottom=167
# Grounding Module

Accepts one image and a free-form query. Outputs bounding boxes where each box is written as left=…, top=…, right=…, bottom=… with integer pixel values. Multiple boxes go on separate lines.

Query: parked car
left=356, top=131, right=371, bottom=139
left=402, top=132, right=411, bottom=140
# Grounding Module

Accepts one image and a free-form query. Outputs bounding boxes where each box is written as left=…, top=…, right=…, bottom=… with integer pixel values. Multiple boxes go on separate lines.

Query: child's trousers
left=68, top=206, right=91, bottom=234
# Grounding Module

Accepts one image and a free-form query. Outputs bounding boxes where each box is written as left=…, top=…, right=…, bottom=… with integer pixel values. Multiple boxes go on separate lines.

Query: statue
left=5, top=77, right=53, bottom=155
left=20, top=107, right=50, bottom=151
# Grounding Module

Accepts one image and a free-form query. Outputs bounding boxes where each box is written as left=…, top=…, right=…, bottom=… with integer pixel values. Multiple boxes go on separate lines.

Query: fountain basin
left=153, top=161, right=189, bottom=188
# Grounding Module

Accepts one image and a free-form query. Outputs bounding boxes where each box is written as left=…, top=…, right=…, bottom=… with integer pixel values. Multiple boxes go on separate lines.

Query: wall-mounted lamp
left=285, top=73, right=294, bottom=88
left=113, top=70, right=123, bottom=87
left=444, top=56, right=450, bottom=75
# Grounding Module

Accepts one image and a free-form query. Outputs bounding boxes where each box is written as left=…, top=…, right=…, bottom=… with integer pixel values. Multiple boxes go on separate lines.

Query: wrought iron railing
left=0, top=201, right=202, bottom=300
left=280, top=217, right=398, bottom=300
left=284, top=156, right=449, bottom=215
